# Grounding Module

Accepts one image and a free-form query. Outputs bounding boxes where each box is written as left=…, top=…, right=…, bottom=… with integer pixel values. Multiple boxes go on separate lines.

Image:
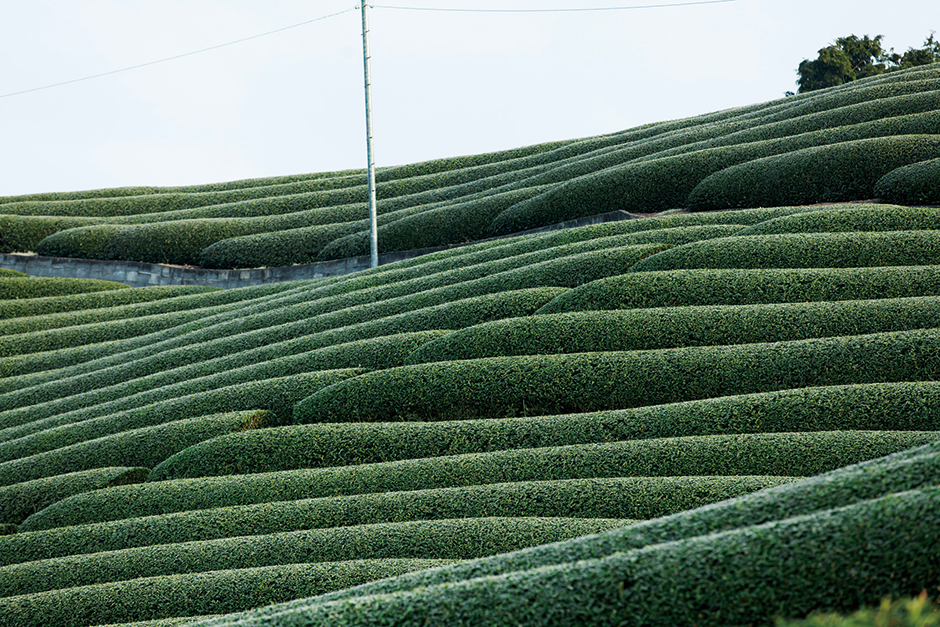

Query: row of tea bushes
left=295, top=440, right=940, bottom=606
left=38, top=431, right=922, bottom=530
left=295, top=327, right=940, bottom=424
left=0, top=277, right=128, bottom=300
left=0, top=284, right=223, bottom=321
left=876, top=156, right=940, bottom=205
left=0, top=372, right=358, bottom=467
left=152, top=381, right=940, bottom=480
left=7, top=476, right=791, bottom=563
left=0, top=467, right=147, bottom=526
left=0, top=283, right=290, bottom=337
left=201, top=440, right=940, bottom=626
left=537, top=265, right=940, bottom=313
left=405, top=296, right=940, bottom=363
left=488, top=114, right=940, bottom=234
left=0, top=559, right=453, bottom=627
left=196, top=485, right=940, bottom=627
left=686, top=134, right=940, bottom=210
left=0, top=240, right=662, bottom=401
left=0, top=290, right=556, bottom=425
left=736, top=204, right=940, bottom=235
left=0, top=411, right=271, bottom=488
left=629, top=230, right=940, bottom=272
left=0, top=517, right=627, bottom=598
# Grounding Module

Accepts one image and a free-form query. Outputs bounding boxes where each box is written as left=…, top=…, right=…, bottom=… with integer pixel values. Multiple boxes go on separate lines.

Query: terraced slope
left=0, top=65, right=938, bottom=626
left=2, top=64, right=940, bottom=268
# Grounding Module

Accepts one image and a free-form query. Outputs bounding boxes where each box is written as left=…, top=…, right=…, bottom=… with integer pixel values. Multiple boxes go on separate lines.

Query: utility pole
left=360, top=2, right=379, bottom=268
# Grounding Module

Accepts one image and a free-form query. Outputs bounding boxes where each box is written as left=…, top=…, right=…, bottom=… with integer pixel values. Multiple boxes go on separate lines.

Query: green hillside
left=0, top=64, right=938, bottom=626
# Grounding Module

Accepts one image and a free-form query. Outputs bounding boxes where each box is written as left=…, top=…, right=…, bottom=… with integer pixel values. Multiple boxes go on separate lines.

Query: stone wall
left=0, top=210, right=636, bottom=289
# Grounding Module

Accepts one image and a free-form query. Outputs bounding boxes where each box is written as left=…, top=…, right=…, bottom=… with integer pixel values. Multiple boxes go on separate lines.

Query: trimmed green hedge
left=406, top=296, right=940, bottom=363
left=295, top=327, right=940, bottom=424
left=875, top=157, right=940, bottom=205
left=0, top=517, right=630, bottom=597
left=0, top=559, right=453, bottom=627
left=0, top=372, right=358, bottom=466
left=0, top=214, right=102, bottom=252
left=536, top=265, right=940, bottom=313
left=0, top=331, right=441, bottom=436
left=0, top=277, right=128, bottom=300
left=0, top=411, right=269, bottom=487
left=152, top=381, right=940, bottom=480
left=0, top=306, right=234, bottom=358
left=35, top=431, right=930, bottom=531
left=0, top=467, right=148, bottom=526
left=0, top=284, right=224, bottom=321
left=629, top=230, right=940, bottom=272
left=0, top=291, right=547, bottom=430
left=197, top=220, right=365, bottom=268
left=0, top=270, right=26, bottom=278
left=0, top=242, right=660, bottom=407
left=186, top=485, right=940, bottom=627
left=7, top=476, right=789, bottom=563
left=687, top=135, right=940, bottom=210
left=0, top=284, right=282, bottom=337
left=736, top=204, right=940, bottom=235
left=108, top=440, right=940, bottom=609
left=0, top=281, right=319, bottom=383
left=489, top=120, right=940, bottom=234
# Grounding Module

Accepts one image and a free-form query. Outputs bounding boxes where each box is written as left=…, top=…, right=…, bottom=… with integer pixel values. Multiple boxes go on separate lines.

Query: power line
left=0, top=8, right=357, bottom=99
left=374, top=0, right=735, bottom=13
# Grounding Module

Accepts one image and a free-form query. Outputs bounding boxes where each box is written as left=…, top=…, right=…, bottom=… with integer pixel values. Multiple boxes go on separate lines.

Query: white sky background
left=0, top=0, right=936, bottom=197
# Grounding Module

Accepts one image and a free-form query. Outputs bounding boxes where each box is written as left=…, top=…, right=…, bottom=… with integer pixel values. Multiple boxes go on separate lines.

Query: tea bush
left=153, top=381, right=940, bottom=479
left=536, top=265, right=940, bottom=313
left=875, top=157, right=940, bottom=205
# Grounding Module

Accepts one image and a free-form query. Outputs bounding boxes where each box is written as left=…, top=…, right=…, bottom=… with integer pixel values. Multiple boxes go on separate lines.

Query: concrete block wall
left=0, top=210, right=637, bottom=289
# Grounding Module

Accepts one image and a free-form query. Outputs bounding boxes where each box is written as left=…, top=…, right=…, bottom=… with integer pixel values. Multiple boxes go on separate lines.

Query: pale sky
left=1, top=0, right=936, bottom=197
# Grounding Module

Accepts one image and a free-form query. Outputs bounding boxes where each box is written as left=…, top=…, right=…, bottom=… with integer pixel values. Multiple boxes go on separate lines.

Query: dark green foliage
left=0, top=372, right=357, bottom=466
left=198, top=220, right=364, bottom=268
left=489, top=118, right=940, bottom=234
left=536, top=265, right=940, bottom=313
left=0, top=270, right=26, bottom=277
left=687, top=135, right=940, bottom=210
left=0, top=559, right=451, bottom=627
left=185, top=441, right=940, bottom=607
left=0, top=411, right=269, bottom=487
left=0, top=284, right=222, bottom=321
left=0, top=306, right=231, bottom=358
left=0, top=331, right=440, bottom=436
left=0, top=292, right=545, bottom=430
left=188, top=485, right=940, bottom=627
left=0, top=284, right=281, bottom=337
left=0, top=215, right=101, bottom=252
left=0, top=277, right=128, bottom=300
left=0, top=467, right=147, bottom=526
left=0, top=517, right=629, bottom=597
left=295, top=327, right=940, bottom=424
left=737, top=204, right=940, bottom=235
left=153, top=381, right=940, bottom=480
left=39, top=429, right=915, bottom=531
left=629, top=230, right=940, bottom=272
left=875, top=157, right=940, bottom=205
left=36, top=432, right=836, bottom=530
left=7, top=476, right=788, bottom=563
left=406, top=296, right=940, bottom=363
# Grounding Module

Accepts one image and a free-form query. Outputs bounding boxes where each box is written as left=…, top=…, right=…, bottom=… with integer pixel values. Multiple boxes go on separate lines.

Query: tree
left=795, top=32, right=940, bottom=94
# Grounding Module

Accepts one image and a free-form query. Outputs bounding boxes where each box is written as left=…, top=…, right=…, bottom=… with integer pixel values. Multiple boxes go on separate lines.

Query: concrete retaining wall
left=0, top=210, right=637, bottom=289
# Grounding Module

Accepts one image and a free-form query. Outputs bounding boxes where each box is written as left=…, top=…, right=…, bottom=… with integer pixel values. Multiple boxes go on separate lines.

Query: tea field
left=0, top=63, right=939, bottom=626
